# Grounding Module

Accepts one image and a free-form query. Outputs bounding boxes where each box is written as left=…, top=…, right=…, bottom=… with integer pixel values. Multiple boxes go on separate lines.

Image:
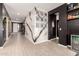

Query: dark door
left=57, top=20, right=59, bottom=37
left=48, top=14, right=56, bottom=39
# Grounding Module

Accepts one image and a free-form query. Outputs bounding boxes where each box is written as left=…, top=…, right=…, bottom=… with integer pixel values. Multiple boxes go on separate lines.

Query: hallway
left=0, top=32, right=76, bottom=56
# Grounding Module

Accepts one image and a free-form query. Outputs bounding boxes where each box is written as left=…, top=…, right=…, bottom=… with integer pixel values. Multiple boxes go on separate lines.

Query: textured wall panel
left=25, top=7, right=48, bottom=44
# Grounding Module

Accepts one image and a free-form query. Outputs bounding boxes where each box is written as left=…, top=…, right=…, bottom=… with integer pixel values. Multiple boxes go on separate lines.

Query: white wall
left=25, top=7, right=48, bottom=44
left=13, top=23, right=19, bottom=33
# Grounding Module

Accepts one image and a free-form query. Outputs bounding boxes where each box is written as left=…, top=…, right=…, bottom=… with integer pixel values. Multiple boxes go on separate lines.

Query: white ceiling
left=4, top=3, right=63, bottom=22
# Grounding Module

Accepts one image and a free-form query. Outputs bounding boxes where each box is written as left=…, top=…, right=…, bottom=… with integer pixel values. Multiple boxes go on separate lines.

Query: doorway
left=48, top=12, right=59, bottom=40
left=48, top=14, right=56, bottom=40
left=13, top=23, right=20, bottom=33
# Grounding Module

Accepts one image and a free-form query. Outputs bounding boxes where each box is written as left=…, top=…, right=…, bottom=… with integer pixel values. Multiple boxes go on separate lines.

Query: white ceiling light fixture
left=17, top=12, right=20, bottom=15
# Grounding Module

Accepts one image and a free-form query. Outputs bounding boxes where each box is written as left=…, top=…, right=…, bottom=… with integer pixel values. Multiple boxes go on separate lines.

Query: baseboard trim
left=0, top=46, right=3, bottom=49
left=34, top=40, right=49, bottom=45
left=50, top=38, right=56, bottom=40
left=2, top=38, right=10, bottom=48
left=58, top=44, right=67, bottom=48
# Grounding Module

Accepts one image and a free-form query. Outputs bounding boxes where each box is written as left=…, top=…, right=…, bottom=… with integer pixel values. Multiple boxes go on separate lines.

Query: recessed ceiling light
left=17, top=13, right=20, bottom=15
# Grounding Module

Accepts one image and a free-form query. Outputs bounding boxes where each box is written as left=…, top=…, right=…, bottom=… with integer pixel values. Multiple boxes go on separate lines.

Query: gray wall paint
left=0, top=3, right=5, bottom=47
left=0, top=4, right=2, bottom=29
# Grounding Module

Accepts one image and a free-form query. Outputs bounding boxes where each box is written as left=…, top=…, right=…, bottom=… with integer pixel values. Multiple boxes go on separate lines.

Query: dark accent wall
left=48, top=4, right=68, bottom=45
left=68, top=20, right=79, bottom=35
left=67, top=4, right=79, bottom=45
left=67, top=19, right=79, bottom=45
left=0, top=3, right=6, bottom=47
